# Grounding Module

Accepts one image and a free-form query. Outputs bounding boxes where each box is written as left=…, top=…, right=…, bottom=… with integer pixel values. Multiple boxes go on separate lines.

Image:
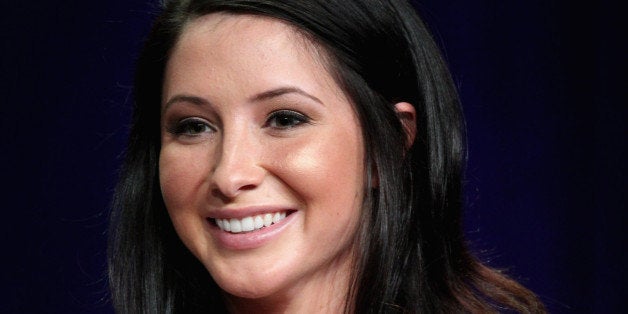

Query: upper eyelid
left=180, top=116, right=211, bottom=123
left=267, top=109, right=309, bottom=119
left=165, top=116, right=217, bottom=135
left=164, top=109, right=311, bottom=129
left=161, top=102, right=220, bottom=126
left=266, top=110, right=310, bottom=123
left=180, top=117, right=216, bottom=128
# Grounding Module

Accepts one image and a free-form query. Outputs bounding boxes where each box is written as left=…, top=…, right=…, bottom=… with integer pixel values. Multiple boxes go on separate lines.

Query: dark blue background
left=2, top=1, right=625, bottom=313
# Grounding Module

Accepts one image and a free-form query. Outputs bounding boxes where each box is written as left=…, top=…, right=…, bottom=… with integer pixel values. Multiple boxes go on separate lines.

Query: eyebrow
left=163, top=95, right=210, bottom=112
left=249, top=86, right=324, bottom=105
left=163, top=86, right=324, bottom=111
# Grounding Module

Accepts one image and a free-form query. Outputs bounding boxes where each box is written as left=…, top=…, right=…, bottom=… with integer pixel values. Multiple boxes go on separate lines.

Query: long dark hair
left=108, top=0, right=545, bottom=312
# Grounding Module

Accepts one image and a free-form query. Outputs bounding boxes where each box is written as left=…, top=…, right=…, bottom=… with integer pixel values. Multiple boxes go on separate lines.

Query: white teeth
left=254, top=216, right=264, bottom=229
left=241, top=217, right=254, bottom=232
left=263, top=214, right=273, bottom=227
left=230, top=218, right=242, bottom=233
left=214, top=211, right=288, bottom=233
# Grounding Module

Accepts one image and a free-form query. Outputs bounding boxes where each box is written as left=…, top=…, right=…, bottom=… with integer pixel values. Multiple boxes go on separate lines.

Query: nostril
left=210, top=188, right=234, bottom=203
left=209, top=173, right=263, bottom=200
left=239, top=184, right=257, bottom=191
left=208, top=158, right=266, bottom=199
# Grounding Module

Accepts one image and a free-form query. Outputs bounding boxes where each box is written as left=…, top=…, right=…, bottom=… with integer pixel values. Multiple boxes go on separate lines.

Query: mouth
left=209, top=210, right=295, bottom=234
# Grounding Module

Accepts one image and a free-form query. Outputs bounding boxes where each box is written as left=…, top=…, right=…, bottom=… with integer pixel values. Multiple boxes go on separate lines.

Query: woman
left=108, top=0, right=545, bottom=312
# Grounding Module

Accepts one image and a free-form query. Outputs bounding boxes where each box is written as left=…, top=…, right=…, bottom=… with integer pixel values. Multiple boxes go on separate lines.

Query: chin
left=213, top=272, right=288, bottom=300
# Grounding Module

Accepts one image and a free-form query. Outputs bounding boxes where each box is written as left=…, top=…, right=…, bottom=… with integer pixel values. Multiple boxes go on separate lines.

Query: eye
left=170, top=117, right=215, bottom=136
left=265, top=110, right=310, bottom=129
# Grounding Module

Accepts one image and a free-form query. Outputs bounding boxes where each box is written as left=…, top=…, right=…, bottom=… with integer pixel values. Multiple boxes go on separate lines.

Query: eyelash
left=264, top=110, right=310, bottom=129
left=167, top=109, right=310, bottom=137
left=170, top=118, right=214, bottom=136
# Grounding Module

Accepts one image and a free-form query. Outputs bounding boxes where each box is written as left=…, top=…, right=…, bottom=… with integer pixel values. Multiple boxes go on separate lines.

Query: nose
left=209, top=126, right=265, bottom=200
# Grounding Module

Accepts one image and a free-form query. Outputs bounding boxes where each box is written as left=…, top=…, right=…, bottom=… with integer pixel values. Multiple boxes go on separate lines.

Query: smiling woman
left=108, top=0, right=545, bottom=313
left=160, top=14, right=367, bottom=309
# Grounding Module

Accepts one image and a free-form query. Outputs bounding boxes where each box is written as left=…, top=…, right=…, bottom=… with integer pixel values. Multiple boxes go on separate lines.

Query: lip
left=207, top=208, right=297, bottom=250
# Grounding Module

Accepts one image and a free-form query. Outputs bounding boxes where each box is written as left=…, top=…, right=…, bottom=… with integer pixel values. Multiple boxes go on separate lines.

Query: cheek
left=159, top=144, right=210, bottom=212
left=271, top=126, right=365, bottom=223
left=284, top=130, right=365, bottom=265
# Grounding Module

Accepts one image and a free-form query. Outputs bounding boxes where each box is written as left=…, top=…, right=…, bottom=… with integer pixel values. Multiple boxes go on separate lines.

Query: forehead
left=182, top=13, right=298, bottom=43
left=174, top=12, right=324, bottom=69
left=163, top=12, right=346, bottom=105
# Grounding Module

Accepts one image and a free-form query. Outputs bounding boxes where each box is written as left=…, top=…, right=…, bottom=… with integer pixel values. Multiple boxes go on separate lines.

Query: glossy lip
left=207, top=207, right=297, bottom=250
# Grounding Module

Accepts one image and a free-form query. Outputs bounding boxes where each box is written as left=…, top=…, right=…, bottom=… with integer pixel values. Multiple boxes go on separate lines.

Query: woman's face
left=159, top=13, right=365, bottom=305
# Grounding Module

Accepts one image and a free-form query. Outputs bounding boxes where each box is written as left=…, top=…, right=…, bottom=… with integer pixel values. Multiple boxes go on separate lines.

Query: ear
left=394, top=102, right=417, bottom=148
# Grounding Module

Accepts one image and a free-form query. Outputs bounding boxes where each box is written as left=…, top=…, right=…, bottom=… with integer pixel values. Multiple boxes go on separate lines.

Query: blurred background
left=1, top=0, right=625, bottom=312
